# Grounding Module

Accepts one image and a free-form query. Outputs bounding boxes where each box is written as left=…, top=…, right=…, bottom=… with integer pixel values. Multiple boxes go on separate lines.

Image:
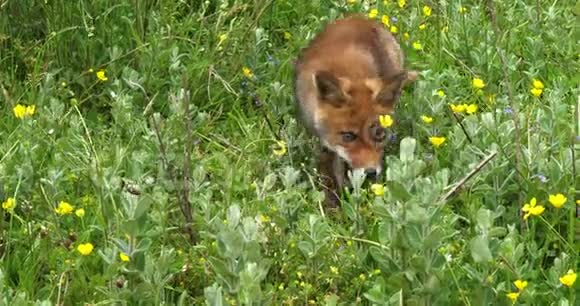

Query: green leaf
left=227, top=205, right=241, bottom=228
left=399, top=137, right=416, bottom=162
left=470, top=235, right=492, bottom=263
left=204, top=283, right=226, bottom=306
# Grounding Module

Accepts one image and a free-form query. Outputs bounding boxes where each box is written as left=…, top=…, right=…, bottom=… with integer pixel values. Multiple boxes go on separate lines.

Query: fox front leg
left=318, top=147, right=346, bottom=209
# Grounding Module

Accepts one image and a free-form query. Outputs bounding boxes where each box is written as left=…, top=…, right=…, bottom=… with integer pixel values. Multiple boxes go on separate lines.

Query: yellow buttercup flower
left=458, top=6, right=468, bottom=14
left=472, top=77, right=485, bottom=89
left=13, top=104, right=35, bottom=119
left=532, top=79, right=544, bottom=89
left=75, top=208, right=85, bottom=218
left=398, top=0, right=406, bottom=8
left=418, top=23, right=426, bottom=30
left=370, top=184, right=385, bottom=196
left=284, top=31, right=292, bottom=40
left=330, top=266, right=339, bottom=275
left=423, top=6, right=432, bottom=17
left=381, top=15, right=390, bottom=27
left=466, top=104, right=478, bottom=115
left=437, top=90, right=445, bottom=97
left=379, top=114, right=393, bottom=128
left=548, top=193, right=567, bottom=208
left=576, top=199, right=580, bottom=206
left=450, top=103, right=467, bottom=113
left=13, top=104, right=27, bottom=119
left=273, top=140, right=287, bottom=156
left=522, top=197, right=545, bottom=220
left=96, top=69, right=108, bottom=81
left=421, top=115, right=433, bottom=124
left=506, top=292, right=519, bottom=305
left=119, top=252, right=130, bottom=262
left=2, top=197, right=16, bottom=212
left=389, top=25, right=398, bottom=34
left=368, top=9, right=378, bottom=19
left=77, top=243, right=94, bottom=256
left=242, top=67, right=254, bottom=78
left=412, top=41, right=423, bottom=50
left=530, top=88, right=542, bottom=97
left=55, top=201, right=74, bottom=215
left=429, top=136, right=446, bottom=148
left=559, top=270, right=577, bottom=287
left=514, top=279, right=528, bottom=291
left=403, top=32, right=410, bottom=40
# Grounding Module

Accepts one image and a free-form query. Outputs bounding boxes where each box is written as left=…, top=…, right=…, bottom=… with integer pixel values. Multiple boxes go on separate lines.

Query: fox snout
left=331, top=143, right=384, bottom=179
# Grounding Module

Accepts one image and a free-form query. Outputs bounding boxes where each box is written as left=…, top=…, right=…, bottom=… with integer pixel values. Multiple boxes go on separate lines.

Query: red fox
left=293, top=15, right=418, bottom=208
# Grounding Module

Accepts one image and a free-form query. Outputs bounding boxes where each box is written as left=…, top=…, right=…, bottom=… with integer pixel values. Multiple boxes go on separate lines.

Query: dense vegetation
left=1, top=0, right=578, bottom=305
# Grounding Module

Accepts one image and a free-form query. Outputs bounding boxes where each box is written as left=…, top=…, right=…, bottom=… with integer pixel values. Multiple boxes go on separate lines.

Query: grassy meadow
left=1, top=0, right=579, bottom=305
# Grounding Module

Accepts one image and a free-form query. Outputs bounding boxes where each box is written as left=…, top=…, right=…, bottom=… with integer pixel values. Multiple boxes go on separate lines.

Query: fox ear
left=374, top=71, right=409, bottom=106
left=314, top=71, right=348, bottom=105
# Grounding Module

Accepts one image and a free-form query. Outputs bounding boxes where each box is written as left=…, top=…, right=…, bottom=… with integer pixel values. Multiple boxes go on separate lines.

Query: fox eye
left=340, top=131, right=358, bottom=143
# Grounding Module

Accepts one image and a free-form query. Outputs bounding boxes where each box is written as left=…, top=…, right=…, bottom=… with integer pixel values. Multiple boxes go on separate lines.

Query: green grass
left=1, top=0, right=579, bottom=305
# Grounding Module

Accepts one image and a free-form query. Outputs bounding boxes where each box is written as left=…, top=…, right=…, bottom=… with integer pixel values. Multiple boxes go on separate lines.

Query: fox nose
left=364, top=168, right=378, bottom=180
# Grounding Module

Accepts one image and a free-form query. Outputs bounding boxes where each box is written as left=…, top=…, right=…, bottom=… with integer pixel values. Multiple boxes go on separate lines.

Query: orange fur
left=293, top=15, right=418, bottom=208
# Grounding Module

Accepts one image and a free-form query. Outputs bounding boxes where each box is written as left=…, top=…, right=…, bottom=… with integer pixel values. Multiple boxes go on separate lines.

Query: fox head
left=313, top=70, right=417, bottom=177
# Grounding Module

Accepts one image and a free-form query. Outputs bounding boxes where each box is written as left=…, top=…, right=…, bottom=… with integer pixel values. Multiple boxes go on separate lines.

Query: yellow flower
left=437, top=90, right=445, bottom=97
left=418, top=23, right=426, bottom=30
left=347, top=0, right=357, bottom=4
left=55, top=201, right=74, bottom=215
left=548, top=193, right=567, bottom=208
left=466, top=104, right=478, bottom=115
left=75, top=208, right=85, bottom=218
left=390, top=25, right=398, bottom=34
left=379, top=114, right=394, bottom=128
left=242, top=67, right=254, bottom=78
left=532, top=79, right=544, bottom=89
left=330, top=266, right=339, bottom=275
left=559, top=270, right=577, bottom=288
left=119, top=252, right=130, bottom=262
left=368, top=9, right=378, bottom=19
left=259, top=214, right=271, bottom=223
left=412, top=41, right=423, bottom=50
left=370, top=184, right=385, bottom=196
left=514, top=279, right=528, bottom=291
left=423, top=6, right=432, bottom=17
left=403, top=32, right=410, bottom=40
left=273, top=140, right=287, bottom=156
left=450, top=103, right=467, bottom=113
left=14, top=104, right=36, bottom=119
left=421, top=115, right=433, bottom=124
left=96, top=69, right=108, bottom=82
left=472, top=77, right=485, bottom=89
left=429, top=136, right=446, bottom=148
left=530, top=87, right=542, bottom=97
left=398, top=0, right=406, bottom=8
left=506, top=292, right=519, bottom=305
left=522, top=197, right=545, bottom=220
left=2, top=197, right=16, bottom=212
left=381, top=15, right=390, bottom=27
left=576, top=199, right=580, bottom=206
left=77, top=243, right=94, bottom=256
left=284, top=31, right=292, bottom=40
left=359, top=273, right=367, bottom=281
left=458, top=6, right=468, bottom=14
